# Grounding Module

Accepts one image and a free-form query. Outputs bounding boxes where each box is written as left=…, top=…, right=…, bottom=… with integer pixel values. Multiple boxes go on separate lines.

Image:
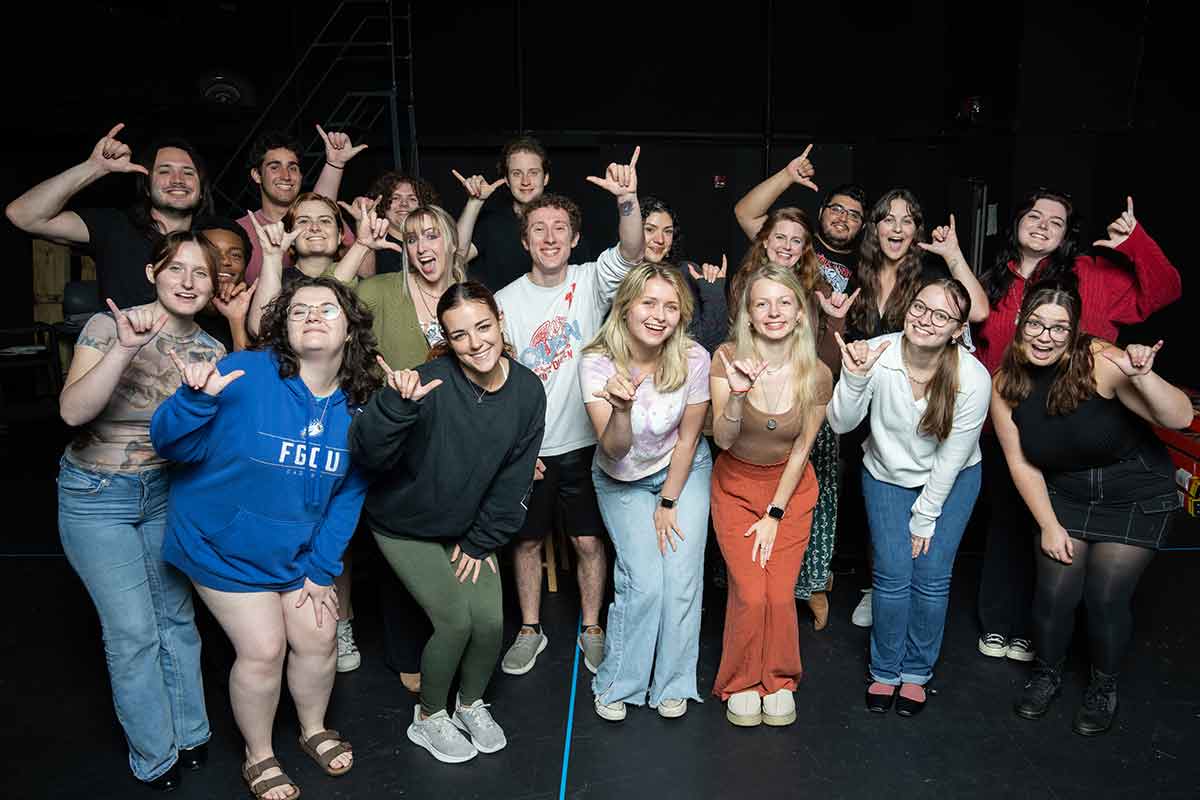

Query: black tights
left=1033, top=538, right=1154, bottom=674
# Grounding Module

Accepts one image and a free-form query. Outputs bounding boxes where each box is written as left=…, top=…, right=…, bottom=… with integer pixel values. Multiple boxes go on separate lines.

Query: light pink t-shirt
left=581, top=342, right=711, bottom=481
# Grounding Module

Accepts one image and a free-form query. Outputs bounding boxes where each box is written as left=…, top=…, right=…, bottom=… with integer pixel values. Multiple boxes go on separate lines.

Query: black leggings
left=1033, top=538, right=1154, bottom=673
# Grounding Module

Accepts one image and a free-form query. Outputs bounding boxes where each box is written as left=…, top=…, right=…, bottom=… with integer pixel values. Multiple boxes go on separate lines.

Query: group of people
left=12, top=121, right=1189, bottom=798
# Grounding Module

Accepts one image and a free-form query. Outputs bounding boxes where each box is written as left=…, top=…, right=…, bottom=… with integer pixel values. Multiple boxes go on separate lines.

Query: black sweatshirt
left=348, top=354, right=546, bottom=558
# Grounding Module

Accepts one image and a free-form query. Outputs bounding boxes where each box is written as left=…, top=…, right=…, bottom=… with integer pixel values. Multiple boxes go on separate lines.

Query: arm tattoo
left=77, top=334, right=111, bottom=351
left=619, top=200, right=634, bottom=217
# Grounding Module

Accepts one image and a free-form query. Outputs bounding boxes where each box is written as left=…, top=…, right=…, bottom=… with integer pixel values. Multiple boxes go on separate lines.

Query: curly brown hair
left=252, top=276, right=383, bottom=406
left=366, top=172, right=441, bottom=217
left=519, top=193, right=582, bottom=241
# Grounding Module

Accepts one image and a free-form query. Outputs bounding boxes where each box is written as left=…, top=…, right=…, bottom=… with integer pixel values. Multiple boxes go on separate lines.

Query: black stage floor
left=6, top=420, right=1200, bottom=799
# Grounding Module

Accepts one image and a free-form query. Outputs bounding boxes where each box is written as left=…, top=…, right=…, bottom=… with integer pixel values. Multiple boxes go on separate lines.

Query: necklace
left=409, top=274, right=441, bottom=324
left=304, top=394, right=333, bottom=438
left=763, top=374, right=789, bottom=431
left=901, top=342, right=937, bottom=385
left=468, top=359, right=508, bottom=404
left=763, top=361, right=786, bottom=375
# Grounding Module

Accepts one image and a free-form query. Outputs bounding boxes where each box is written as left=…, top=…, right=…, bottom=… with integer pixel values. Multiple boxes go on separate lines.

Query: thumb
left=128, top=163, right=150, bottom=175
left=633, top=372, right=650, bottom=388
left=915, top=241, right=933, bottom=251
left=350, top=143, right=368, bottom=156
left=217, top=369, right=246, bottom=391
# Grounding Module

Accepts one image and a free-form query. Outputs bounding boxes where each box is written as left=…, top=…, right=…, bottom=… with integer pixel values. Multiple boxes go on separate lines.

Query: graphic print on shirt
left=518, top=282, right=582, bottom=382
left=253, top=431, right=349, bottom=478
left=816, top=251, right=852, bottom=294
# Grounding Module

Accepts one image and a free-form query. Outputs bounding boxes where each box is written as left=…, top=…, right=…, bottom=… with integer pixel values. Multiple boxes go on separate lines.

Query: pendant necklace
left=764, top=374, right=788, bottom=431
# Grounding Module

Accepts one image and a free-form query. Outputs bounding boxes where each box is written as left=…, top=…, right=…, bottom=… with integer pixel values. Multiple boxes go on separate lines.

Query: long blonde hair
left=583, top=263, right=695, bottom=393
left=730, top=264, right=820, bottom=413
left=401, top=204, right=466, bottom=298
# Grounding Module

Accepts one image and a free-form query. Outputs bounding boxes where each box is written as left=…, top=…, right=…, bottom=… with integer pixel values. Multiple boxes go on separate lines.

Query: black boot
left=1013, top=658, right=1062, bottom=720
left=1072, top=668, right=1118, bottom=736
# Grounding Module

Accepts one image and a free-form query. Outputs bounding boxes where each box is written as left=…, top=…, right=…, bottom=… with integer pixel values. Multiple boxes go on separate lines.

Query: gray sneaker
left=407, top=707, right=477, bottom=763
left=501, top=627, right=548, bottom=675
left=578, top=625, right=605, bottom=674
left=452, top=695, right=507, bottom=753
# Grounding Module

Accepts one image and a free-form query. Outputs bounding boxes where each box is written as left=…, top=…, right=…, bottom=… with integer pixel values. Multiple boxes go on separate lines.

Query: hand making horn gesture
left=1093, top=196, right=1138, bottom=249
left=586, top=145, right=640, bottom=197
left=212, top=279, right=257, bottom=321
left=834, top=331, right=890, bottom=376
left=816, top=286, right=861, bottom=319
left=89, top=123, right=148, bottom=176
left=245, top=210, right=301, bottom=259
left=593, top=371, right=648, bottom=413
left=917, top=214, right=963, bottom=260
left=1102, top=340, right=1164, bottom=378
left=717, top=349, right=768, bottom=394
left=168, top=350, right=245, bottom=396
left=316, top=124, right=368, bottom=169
left=377, top=355, right=443, bottom=400
left=341, top=196, right=403, bottom=252
left=689, top=254, right=728, bottom=284
left=452, top=169, right=505, bottom=202
left=105, top=298, right=167, bottom=351
left=786, top=144, right=819, bottom=192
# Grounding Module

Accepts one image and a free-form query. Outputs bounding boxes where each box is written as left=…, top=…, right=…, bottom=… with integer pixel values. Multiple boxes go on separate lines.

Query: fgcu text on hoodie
left=151, top=349, right=367, bottom=592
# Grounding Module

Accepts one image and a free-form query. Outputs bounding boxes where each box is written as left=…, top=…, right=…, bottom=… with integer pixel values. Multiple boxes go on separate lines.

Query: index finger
left=376, top=354, right=395, bottom=375
left=315, top=123, right=330, bottom=143
left=629, top=145, right=641, bottom=167
left=105, top=122, right=125, bottom=139
left=245, top=210, right=264, bottom=234
left=168, top=350, right=187, bottom=374
left=451, top=168, right=469, bottom=187
left=833, top=331, right=849, bottom=352
left=105, top=297, right=123, bottom=318
left=799, top=143, right=812, bottom=160
left=846, top=287, right=862, bottom=305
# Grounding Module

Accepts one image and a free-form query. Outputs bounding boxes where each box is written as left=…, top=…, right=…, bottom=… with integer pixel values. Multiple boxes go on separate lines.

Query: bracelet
left=729, top=389, right=749, bottom=397
left=721, top=410, right=742, bottom=423
left=325, top=161, right=345, bottom=170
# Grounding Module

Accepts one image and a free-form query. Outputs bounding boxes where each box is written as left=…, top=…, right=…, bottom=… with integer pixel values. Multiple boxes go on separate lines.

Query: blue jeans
left=57, top=458, right=210, bottom=782
left=863, top=463, right=981, bottom=686
left=592, top=441, right=711, bottom=707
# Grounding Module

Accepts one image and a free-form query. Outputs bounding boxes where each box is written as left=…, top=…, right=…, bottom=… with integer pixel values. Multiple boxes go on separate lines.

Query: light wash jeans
left=863, top=462, right=981, bottom=686
left=57, top=457, right=210, bottom=782
left=592, top=441, right=711, bottom=708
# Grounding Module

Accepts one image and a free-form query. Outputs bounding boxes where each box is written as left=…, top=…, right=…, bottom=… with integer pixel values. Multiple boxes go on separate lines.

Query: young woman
left=151, top=277, right=377, bottom=799
left=974, top=191, right=1180, bottom=663
left=349, top=282, right=545, bottom=764
left=828, top=277, right=990, bottom=717
left=640, top=196, right=727, bottom=353
left=709, top=265, right=831, bottom=727
left=581, top=264, right=712, bottom=721
left=57, top=232, right=224, bottom=791
left=992, top=281, right=1191, bottom=735
left=340, top=172, right=442, bottom=276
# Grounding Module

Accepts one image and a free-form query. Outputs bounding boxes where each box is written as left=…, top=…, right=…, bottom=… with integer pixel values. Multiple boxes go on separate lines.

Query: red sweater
left=973, top=224, right=1180, bottom=376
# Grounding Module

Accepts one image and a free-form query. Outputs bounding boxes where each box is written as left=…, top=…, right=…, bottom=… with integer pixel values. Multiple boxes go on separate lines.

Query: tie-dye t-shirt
left=580, top=342, right=711, bottom=481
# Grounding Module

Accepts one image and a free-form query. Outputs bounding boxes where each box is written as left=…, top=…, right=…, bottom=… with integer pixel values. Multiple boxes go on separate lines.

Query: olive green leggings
left=373, top=533, right=503, bottom=715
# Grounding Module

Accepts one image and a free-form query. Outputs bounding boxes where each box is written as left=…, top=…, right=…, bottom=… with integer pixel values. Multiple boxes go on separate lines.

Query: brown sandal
left=242, top=756, right=301, bottom=799
left=299, top=729, right=353, bottom=777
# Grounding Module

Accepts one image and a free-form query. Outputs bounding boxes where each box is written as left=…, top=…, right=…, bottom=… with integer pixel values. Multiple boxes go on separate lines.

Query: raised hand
left=689, top=254, right=728, bottom=284
left=450, top=545, right=498, bottom=584
left=452, top=169, right=505, bottom=202
left=1093, top=196, right=1138, bottom=249
left=586, top=145, right=640, bottom=197
left=1102, top=340, right=1163, bottom=377
left=212, top=280, right=257, bottom=323
left=106, top=298, right=166, bottom=351
left=745, top=515, right=778, bottom=568
left=593, top=371, right=648, bottom=413
left=815, top=286, right=861, bottom=319
left=245, top=210, right=301, bottom=259
left=378, top=355, right=442, bottom=400
left=168, top=350, right=245, bottom=396
left=917, top=214, right=962, bottom=260
left=88, top=123, right=148, bottom=176
left=786, top=144, right=818, bottom=192
left=343, top=197, right=403, bottom=252
left=834, top=331, right=890, bottom=376
left=717, top=349, right=767, bottom=394
left=317, top=124, right=368, bottom=168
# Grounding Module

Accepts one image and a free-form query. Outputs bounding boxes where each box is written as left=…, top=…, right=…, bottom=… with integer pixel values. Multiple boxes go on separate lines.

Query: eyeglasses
left=907, top=299, right=960, bottom=328
left=287, top=302, right=342, bottom=322
left=824, top=203, right=864, bottom=223
left=1022, top=318, right=1071, bottom=342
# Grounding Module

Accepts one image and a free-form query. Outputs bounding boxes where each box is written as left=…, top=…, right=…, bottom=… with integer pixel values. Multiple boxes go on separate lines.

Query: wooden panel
left=32, top=241, right=69, bottom=302
left=81, top=255, right=96, bottom=282
left=32, top=302, right=63, bottom=325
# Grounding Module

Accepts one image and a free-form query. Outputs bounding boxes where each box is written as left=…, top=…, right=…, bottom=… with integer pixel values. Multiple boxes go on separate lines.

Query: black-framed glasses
left=1022, top=318, right=1071, bottom=342
left=287, top=302, right=342, bottom=322
left=907, top=299, right=960, bottom=328
left=824, top=203, right=864, bottom=223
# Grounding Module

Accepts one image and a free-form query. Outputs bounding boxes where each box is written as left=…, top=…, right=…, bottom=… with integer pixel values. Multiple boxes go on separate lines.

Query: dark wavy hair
left=994, top=280, right=1095, bottom=416
left=849, top=188, right=927, bottom=336
left=253, top=276, right=382, bottom=406
left=247, top=130, right=302, bottom=176
left=427, top=281, right=515, bottom=362
left=520, top=193, right=583, bottom=241
left=130, top=138, right=213, bottom=238
left=981, top=188, right=1080, bottom=307
left=640, top=196, right=683, bottom=261
left=366, top=172, right=441, bottom=218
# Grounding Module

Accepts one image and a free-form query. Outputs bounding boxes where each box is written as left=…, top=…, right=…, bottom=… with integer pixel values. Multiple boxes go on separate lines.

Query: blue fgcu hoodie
left=151, top=349, right=367, bottom=592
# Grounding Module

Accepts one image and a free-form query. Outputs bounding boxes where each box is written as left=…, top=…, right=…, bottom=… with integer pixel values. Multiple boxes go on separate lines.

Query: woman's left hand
left=911, top=535, right=931, bottom=559
left=916, top=214, right=962, bottom=262
left=450, top=545, right=498, bottom=584
left=653, top=504, right=684, bottom=555
left=1102, top=340, right=1163, bottom=377
left=295, top=577, right=339, bottom=628
left=688, top=254, right=727, bottom=284
left=745, top=515, right=779, bottom=569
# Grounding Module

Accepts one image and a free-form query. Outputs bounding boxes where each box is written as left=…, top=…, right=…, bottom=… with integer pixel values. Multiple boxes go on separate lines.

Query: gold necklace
left=763, top=373, right=789, bottom=431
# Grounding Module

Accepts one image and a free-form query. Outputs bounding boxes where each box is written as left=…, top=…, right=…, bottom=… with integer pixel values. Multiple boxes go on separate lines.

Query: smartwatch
left=659, top=496, right=677, bottom=509
left=766, top=504, right=785, bottom=520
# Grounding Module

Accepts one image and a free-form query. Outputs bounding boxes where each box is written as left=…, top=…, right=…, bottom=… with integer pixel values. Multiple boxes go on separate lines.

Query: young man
left=6, top=123, right=210, bottom=308
left=463, top=136, right=594, bottom=292
left=194, top=216, right=255, bottom=352
left=236, top=125, right=366, bottom=285
left=495, top=147, right=644, bottom=677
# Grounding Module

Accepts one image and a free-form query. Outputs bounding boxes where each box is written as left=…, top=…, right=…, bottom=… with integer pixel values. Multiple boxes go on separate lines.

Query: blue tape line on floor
left=558, top=613, right=582, bottom=800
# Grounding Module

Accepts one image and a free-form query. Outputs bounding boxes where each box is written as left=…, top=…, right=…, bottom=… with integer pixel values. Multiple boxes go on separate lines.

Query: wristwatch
left=766, top=504, right=785, bottom=520
left=659, top=496, right=676, bottom=509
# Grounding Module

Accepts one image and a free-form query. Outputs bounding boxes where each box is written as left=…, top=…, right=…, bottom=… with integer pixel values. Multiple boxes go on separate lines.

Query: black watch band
left=767, top=504, right=785, bottom=520
left=659, top=496, right=676, bottom=509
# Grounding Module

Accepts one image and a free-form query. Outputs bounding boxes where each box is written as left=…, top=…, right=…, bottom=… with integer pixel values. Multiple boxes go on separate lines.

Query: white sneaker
left=978, top=633, right=1010, bottom=658
left=726, top=690, right=762, bottom=727
left=1006, top=637, right=1035, bottom=662
left=451, top=694, right=507, bottom=753
left=336, top=619, right=361, bottom=672
left=762, top=689, right=796, bottom=726
left=594, top=696, right=626, bottom=722
left=657, top=698, right=687, bottom=719
left=852, top=589, right=873, bottom=628
left=407, top=707, right=477, bottom=763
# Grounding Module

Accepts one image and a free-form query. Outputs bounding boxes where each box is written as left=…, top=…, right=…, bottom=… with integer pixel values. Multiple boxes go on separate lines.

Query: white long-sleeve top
left=827, top=331, right=990, bottom=538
